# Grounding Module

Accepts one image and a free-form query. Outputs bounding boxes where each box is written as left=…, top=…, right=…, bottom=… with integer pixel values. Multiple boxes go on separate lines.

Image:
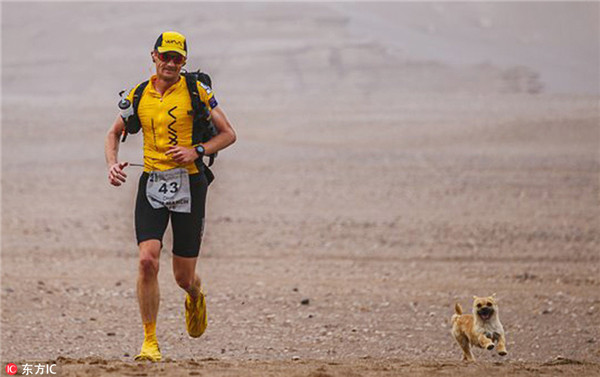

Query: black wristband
left=195, top=145, right=205, bottom=159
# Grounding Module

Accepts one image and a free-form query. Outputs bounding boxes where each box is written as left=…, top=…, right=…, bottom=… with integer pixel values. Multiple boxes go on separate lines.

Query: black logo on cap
left=164, top=39, right=183, bottom=48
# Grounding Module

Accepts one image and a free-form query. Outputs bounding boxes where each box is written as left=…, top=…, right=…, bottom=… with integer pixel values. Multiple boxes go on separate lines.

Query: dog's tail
left=454, top=303, right=463, bottom=315
left=452, top=303, right=463, bottom=323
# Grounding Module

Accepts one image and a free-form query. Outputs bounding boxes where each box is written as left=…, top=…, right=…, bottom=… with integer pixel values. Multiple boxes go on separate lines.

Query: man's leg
left=170, top=172, right=209, bottom=337
left=138, top=240, right=161, bottom=324
left=135, top=240, right=162, bottom=361
left=173, top=255, right=207, bottom=337
left=173, top=255, right=200, bottom=298
left=133, top=172, right=169, bottom=361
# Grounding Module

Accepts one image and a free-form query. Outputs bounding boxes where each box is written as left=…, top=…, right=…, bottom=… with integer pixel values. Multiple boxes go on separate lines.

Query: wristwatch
left=194, top=145, right=205, bottom=159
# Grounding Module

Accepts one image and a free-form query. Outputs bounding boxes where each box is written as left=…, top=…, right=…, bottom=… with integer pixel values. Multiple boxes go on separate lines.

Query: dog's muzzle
left=477, top=307, right=494, bottom=320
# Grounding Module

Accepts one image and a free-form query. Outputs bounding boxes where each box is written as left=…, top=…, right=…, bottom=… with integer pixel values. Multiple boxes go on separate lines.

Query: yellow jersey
left=126, top=75, right=218, bottom=174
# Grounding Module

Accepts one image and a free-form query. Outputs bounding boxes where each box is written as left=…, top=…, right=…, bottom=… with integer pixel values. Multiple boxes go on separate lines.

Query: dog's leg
left=496, top=333, right=508, bottom=356
left=477, top=332, right=495, bottom=351
left=455, top=334, right=475, bottom=362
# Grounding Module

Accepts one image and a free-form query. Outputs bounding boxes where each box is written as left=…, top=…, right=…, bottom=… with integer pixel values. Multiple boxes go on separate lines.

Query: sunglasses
left=157, top=52, right=185, bottom=64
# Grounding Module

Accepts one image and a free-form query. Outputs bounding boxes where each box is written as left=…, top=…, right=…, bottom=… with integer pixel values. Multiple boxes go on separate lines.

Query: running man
left=104, top=31, right=236, bottom=361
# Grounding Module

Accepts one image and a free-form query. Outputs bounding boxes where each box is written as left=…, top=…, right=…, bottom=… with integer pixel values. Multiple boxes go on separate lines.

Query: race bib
left=146, top=168, right=191, bottom=213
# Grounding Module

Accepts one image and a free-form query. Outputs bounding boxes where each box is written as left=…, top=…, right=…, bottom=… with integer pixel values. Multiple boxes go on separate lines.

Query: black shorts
left=135, top=172, right=208, bottom=258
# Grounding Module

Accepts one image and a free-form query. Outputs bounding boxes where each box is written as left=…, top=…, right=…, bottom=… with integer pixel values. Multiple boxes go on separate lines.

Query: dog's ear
left=473, top=295, right=478, bottom=301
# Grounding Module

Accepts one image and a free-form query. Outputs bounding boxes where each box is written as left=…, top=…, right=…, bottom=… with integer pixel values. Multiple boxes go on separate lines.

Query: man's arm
left=203, top=106, right=237, bottom=155
left=105, top=115, right=129, bottom=186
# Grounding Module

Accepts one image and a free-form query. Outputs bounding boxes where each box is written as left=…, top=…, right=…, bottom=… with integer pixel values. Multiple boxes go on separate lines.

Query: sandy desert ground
left=1, top=2, right=599, bottom=376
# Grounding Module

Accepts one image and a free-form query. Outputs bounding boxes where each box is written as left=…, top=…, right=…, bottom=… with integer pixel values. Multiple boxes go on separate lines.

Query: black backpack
left=120, top=70, right=219, bottom=175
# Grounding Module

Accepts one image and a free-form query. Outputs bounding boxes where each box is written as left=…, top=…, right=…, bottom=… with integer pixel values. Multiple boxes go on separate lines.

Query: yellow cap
left=154, top=31, right=187, bottom=57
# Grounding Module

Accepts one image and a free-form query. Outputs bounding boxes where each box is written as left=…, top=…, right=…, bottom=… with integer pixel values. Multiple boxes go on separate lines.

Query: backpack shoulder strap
left=184, top=74, right=204, bottom=116
left=132, top=80, right=149, bottom=112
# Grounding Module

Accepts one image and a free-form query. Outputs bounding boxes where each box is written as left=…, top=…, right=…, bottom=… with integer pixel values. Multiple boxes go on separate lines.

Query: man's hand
left=108, top=162, right=129, bottom=186
left=166, top=146, right=199, bottom=165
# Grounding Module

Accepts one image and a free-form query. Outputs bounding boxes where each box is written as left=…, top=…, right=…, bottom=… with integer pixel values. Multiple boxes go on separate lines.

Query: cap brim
left=156, top=46, right=187, bottom=57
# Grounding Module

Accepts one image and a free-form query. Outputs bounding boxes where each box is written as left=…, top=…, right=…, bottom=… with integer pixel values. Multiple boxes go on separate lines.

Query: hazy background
left=2, top=2, right=599, bottom=102
left=3, top=2, right=597, bottom=171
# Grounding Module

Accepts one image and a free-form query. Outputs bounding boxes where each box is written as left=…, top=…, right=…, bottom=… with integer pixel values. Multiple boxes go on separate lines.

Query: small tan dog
left=451, top=294, right=507, bottom=362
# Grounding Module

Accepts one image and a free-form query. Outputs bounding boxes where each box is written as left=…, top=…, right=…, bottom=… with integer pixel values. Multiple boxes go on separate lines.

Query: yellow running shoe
left=134, top=339, right=162, bottom=362
left=185, top=290, right=207, bottom=338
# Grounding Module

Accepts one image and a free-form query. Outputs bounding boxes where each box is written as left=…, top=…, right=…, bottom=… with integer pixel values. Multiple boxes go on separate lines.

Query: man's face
left=152, top=51, right=186, bottom=82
